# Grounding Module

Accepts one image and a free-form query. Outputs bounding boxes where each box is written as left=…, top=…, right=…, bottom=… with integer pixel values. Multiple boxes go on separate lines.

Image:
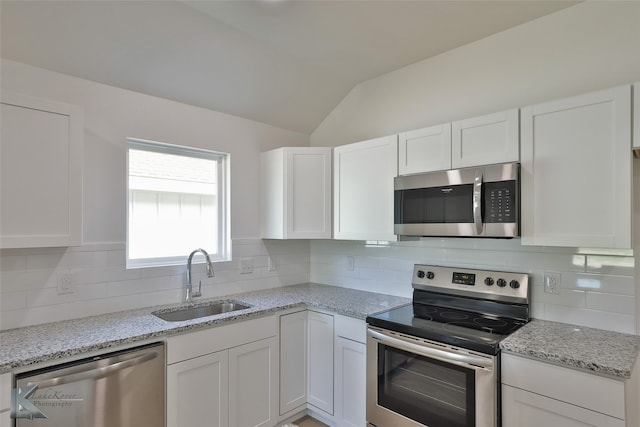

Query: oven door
left=367, top=327, right=497, bottom=427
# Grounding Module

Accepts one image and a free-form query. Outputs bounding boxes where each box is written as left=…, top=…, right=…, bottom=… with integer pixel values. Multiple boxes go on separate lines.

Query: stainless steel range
left=366, top=264, right=530, bottom=427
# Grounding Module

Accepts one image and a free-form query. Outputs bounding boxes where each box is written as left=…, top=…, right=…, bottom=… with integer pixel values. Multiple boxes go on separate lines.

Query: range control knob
left=510, top=280, right=520, bottom=289
left=496, top=278, right=507, bottom=288
left=426, top=271, right=435, bottom=280
left=417, top=270, right=425, bottom=279
left=484, top=277, right=494, bottom=286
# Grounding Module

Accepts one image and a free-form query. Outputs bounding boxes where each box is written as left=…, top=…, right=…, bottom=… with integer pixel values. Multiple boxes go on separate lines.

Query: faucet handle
left=193, top=280, right=202, bottom=299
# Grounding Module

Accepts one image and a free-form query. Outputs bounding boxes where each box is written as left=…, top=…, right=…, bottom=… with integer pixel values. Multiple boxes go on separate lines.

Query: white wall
left=309, top=1, right=640, bottom=334
left=310, top=1, right=640, bottom=147
left=0, top=59, right=311, bottom=329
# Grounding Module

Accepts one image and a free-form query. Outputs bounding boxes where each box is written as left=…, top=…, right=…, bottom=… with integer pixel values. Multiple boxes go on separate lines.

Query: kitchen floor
left=293, top=416, right=329, bottom=427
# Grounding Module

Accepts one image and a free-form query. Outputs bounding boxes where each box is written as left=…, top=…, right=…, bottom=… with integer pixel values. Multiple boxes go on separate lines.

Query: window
left=126, top=138, right=230, bottom=268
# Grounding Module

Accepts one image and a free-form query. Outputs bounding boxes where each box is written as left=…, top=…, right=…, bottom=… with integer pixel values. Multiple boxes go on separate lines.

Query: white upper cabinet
left=634, top=81, right=639, bottom=150
left=333, top=135, right=398, bottom=241
left=452, top=108, right=519, bottom=169
left=521, top=85, right=632, bottom=248
left=1, top=92, right=83, bottom=248
left=398, top=109, right=519, bottom=176
left=261, top=147, right=332, bottom=239
left=398, top=123, right=452, bottom=174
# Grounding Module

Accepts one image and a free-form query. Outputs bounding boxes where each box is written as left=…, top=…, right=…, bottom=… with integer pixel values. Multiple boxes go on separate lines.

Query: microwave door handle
left=473, top=169, right=483, bottom=235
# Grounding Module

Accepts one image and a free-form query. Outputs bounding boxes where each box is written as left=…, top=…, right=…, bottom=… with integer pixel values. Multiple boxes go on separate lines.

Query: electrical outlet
left=346, top=255, right=355, bottom=271
left=240, top=258, right=253, bottom=274
left=57, top=271, right=74, bottom=295
left=544, top=272, right=561, bottom=295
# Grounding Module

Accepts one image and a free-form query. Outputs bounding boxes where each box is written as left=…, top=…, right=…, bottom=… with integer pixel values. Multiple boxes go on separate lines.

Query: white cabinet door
left=335, top=337, right=366, bottom=427
left=634, top=81, right=640, bottom=149
left=279, top=311, right=308, bottom=415
left=167, top=350, right=229, bottom=427
left=502, top=385, right=624, bottom=427
left=1, top=92, right=83, bottom=248
left=333, top=136, right=398, bottom=241
left=229, top=337, right=278, bottom=427
left=307, top=311, right=335, bottom=415
left=521, top=85, right=632, bottom=248
left=398, top=124, right=452, bottom=174
left=261, top=147, right=332, bottom=239
left=0, top=373, right=10, bottom=427
left=452, top=108, right=519, bottom=169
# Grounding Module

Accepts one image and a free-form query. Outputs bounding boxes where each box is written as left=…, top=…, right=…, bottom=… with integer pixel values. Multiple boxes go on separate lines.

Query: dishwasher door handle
left=29, top=351, right=158, bottom=389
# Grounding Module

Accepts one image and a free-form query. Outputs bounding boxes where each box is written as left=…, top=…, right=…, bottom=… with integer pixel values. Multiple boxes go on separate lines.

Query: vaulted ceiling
left=0, top=1, right=578, bottom=134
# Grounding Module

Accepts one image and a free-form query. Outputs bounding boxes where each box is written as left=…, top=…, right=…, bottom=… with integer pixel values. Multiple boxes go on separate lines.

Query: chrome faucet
left=185, top=248, right=214, bottom=303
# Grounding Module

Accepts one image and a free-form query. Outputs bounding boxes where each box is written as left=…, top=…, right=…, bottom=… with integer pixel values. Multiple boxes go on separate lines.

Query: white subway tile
left=1, top=291, right=27, bottom=311
left=25, top=253, right=65, bottom=270
left=508, top=251, right=586, bottom=272
left=26, top=283, right=108, bottom=307
left=586, top=292, right=635, bottom=315
left=72, top=266, right=141, bottom=285
left=107, top=275, right=182, bottom=297
left=586, top=255, right=634, bottom=276
left=0, top=255, right=26, bottom=272
left=0, top=269, right=57, bottom=292
left=562, top=272, right=635, bottom=295
left=232, top=241, right=263, bottom=257
left=106, top=250, right=126, bottom=266
left=544, top=305, right=635, bottom=334
left=445, top=249, right=509, bottom=268
left=531, top=286, right=586, bottom=307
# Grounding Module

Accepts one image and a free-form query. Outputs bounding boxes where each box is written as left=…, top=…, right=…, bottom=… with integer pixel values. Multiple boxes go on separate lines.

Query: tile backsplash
left=1, top=237, right=636, bottom=335
left=310, top=239, right=636, bottom=334
left=0, top=239, right=309, bottom=330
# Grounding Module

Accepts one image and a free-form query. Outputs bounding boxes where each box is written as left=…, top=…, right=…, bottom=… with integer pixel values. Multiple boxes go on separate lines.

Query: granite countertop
left=0, top=283, right=410, bottom=373
left=500, top=319, right=640, bottom=379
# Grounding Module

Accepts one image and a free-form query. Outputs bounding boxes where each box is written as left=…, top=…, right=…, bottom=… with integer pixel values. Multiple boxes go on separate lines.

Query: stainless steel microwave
left=394, top=162, right=519, bottom=238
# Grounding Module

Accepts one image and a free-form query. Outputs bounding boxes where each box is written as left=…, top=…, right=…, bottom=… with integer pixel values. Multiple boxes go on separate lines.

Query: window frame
left=125, top=137, right=231, bottom=269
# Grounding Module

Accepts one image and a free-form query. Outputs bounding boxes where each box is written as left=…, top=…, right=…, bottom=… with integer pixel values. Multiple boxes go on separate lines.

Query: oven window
left=395, top=184, right=473, bottom=224
left=377, top=343, right=475, bottom=427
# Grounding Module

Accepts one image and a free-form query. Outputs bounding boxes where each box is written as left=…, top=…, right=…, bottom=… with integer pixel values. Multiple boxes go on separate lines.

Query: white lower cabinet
left=0, top=373, right=11, bottom=427
left=279, top=311, right=367, bottom=427
left=279, top=309, right=335, bottom=422
left=229, top=337, right=279, bottom=427
left=334, top=336, right=366, bottom=427
left=167, top=350, right=229, bottom=427
left=307, top=311, right=335, bottom=416
left=502, top=353, right=633, bottom=427
left=166, top=316, right=278, bottom=427
left=279, top=310, right=308, bottom=415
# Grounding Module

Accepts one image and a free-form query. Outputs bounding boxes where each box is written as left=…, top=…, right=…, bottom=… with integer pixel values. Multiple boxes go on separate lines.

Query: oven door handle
left=368, top=328, right=493, bottom=370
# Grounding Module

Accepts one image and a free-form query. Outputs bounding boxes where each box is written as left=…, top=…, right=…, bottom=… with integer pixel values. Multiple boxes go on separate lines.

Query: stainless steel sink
left=153, top=301, right=251, bottom=322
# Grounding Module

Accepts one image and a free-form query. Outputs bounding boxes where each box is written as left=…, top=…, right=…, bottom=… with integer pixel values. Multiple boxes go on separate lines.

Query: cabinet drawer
left=335, top=314, right=366, bottom=344
left=167, top=316, right=277, bottom=364
left=502, top=353, right=625, bottom=419
left=502, top=384, right=624, bottom=427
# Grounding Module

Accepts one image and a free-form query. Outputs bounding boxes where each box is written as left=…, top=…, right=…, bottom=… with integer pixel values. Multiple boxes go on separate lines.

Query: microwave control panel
left=484, top=180, right=516, bottom=223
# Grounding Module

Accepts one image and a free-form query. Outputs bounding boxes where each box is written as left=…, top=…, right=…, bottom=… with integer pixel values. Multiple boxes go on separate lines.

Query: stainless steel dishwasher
left=14, top=342, right=165, bottom=427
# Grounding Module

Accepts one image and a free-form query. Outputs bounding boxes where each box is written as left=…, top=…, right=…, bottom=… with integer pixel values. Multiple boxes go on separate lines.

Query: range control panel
left=412, top=264, right=529, bottom=304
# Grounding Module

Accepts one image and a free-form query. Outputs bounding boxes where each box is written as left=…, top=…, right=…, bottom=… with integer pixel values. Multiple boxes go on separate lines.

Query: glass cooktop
left=366, top=303, right=527, bottom=355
